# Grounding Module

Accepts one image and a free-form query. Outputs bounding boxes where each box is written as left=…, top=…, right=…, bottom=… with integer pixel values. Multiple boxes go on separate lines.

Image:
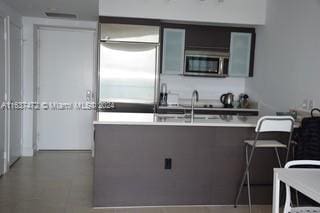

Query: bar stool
left=234, top=116, right=295, bottom=213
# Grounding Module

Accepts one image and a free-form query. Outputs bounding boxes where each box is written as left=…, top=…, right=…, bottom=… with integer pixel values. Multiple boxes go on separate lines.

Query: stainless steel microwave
left=184, top=50, right=229, bottom=77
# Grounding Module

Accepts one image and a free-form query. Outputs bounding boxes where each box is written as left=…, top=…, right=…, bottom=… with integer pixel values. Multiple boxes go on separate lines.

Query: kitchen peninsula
left=93, top=17, right=286, bottom=208
left=93, top=113, right=287, bottom=207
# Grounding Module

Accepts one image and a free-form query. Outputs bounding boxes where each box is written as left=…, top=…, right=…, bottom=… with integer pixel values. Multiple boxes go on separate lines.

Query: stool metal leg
left=290, top=144, right=300, bottom=206
left=292, top=145, right=295, bottom=161
left=274, top=148, right=282, bottom=168
left=234, top=143, right=256, bottom=211
left=295, top=190, right=299, bottom=206
left=246, top=145, right=252, bottom=213
left=285, top=132, right=294, bottom=163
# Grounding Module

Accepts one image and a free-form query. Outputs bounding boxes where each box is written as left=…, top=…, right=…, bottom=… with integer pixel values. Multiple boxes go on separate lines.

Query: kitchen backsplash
left=160, top=74, right=246, bottom=102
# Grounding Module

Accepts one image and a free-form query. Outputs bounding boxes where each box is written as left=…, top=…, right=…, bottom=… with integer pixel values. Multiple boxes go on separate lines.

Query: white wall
left=0, top=0, right=21, bottom=27
left=161, top=75, right=245, bottom=101
left=246, top=0, right=320, bottom=115
left=22, top=17, right=97, bottom=156
left=99, top=0, right=266, bottom=25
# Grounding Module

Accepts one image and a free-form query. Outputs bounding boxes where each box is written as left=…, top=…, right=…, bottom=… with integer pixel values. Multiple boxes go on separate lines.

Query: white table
left=272, top=168, right=320, bottom=213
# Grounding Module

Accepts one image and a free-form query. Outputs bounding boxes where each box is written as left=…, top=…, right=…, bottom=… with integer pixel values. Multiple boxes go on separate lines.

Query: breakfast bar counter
left=94, top=113, right=259, bottom=128
left=93, top=113, right=290, bottom=208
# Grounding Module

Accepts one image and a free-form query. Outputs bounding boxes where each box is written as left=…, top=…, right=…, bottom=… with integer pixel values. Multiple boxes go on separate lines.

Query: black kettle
left=220, top=93, right=234, bottom=108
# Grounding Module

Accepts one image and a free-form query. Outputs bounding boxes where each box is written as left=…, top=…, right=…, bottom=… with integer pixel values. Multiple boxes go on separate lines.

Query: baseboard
left=22, top=147, right=34, bottom=156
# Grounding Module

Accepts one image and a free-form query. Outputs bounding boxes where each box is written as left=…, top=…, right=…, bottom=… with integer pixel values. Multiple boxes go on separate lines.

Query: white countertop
left=93, top=113, right=259, bottom=127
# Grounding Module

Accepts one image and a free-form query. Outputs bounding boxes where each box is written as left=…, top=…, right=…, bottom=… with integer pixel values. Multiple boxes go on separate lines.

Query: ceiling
left=3, top=0, right=99, bottom=21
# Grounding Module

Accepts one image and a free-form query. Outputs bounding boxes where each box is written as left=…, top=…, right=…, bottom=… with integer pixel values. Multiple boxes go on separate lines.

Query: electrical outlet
left=302, top=99, right=308, bottom=110
left=309, top=100, right=314, bottom=110
left=164, top=158, right=172, bottom=170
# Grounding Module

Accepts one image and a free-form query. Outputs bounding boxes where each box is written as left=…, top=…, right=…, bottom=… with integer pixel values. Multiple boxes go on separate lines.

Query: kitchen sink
left=156, top=114, right=220, bottom=121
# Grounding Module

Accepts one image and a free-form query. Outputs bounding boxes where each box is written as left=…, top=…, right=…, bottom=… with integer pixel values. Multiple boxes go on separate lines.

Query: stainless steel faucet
left=191, top=90, right=199, bottom=122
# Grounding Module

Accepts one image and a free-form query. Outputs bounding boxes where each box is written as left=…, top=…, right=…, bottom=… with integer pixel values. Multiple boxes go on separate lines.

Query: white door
left=38, top=27, right=95, bottom=150
left=0, top=16, right=6, bottom=174
left=9, top=23, right=22, bottom=165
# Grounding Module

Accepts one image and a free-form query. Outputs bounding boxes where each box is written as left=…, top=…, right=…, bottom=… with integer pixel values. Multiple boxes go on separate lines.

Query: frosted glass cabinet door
left=229, top=32, right=252, bottom=77
left=162, top=28, right=185, bottom=75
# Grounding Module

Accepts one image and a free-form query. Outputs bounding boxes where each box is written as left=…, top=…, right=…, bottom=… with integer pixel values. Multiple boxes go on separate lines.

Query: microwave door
left=207, top=57, right=220, bottom=73
left=185, top=56, right=220, bottom=76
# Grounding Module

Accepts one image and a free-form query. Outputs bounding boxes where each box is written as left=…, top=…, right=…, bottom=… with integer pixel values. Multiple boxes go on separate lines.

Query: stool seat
left=244, top=140, right=287, bottom=148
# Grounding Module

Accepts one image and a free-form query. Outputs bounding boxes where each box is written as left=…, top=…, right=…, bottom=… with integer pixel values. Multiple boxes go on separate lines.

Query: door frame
left=0, top=14, right=7, bottom=175
left=0, top=14, right=23, bottom=173
left=35, top=26, right=97, bottom=152
left=8, top=21, right=23, bottom=166
left=1, top=14, right=10, bottom=174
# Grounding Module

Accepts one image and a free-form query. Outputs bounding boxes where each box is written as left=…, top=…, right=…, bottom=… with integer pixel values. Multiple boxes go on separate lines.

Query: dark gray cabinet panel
left=94, top=125, right=283, bottom=207
left=185, top=26, right=230, bottom=51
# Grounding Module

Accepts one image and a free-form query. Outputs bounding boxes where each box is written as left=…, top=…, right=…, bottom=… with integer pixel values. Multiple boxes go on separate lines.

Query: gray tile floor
left=0, top=151, right=271, bottom=213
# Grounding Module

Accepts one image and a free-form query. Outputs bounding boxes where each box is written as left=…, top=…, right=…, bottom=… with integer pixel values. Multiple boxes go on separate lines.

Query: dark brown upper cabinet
left=160, top=23, right=256, bottom=77
left=185, top=26, right=230, bottom=51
